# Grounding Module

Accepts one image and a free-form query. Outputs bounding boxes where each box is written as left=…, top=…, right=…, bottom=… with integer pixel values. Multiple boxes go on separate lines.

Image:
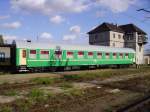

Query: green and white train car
left=13, top=41, right=135, bottom=72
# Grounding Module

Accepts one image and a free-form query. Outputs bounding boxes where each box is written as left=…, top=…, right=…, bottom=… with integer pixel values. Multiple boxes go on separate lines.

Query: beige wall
left=89, top=31, right=124, bottom=47
left=134, top=32, right=144, bottom=64
left=0, top=47, right=10, bottom=58
left=109, top=31, right=124, bottom=48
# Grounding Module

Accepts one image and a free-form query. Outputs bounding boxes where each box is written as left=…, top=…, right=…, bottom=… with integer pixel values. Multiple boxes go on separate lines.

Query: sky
left=0, top=0, right=150, bottom=49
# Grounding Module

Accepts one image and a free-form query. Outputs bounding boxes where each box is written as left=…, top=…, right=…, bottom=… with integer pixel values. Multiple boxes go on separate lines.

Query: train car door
left=20, top=49, right=26, bottom=65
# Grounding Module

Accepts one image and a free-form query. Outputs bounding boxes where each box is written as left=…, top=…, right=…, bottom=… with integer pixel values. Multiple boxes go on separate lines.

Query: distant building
left=88, top=23, right=124, bottom=47
left=88, top=22, right=148, bottom=64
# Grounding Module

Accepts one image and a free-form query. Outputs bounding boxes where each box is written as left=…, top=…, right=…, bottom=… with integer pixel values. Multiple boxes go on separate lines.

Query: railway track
left=116, top=94, right=150, bottom=112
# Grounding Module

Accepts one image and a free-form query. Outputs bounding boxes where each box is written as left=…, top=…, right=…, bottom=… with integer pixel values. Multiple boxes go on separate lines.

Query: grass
left=3, top=90, right=18, bottom=96
left=28, top=88, right=44, bottom=98
left=63, top=88, right=84, bottom=97
left=31, top=77, right=57, bottom=85
left=28, top=88, right=48, bottom=103
left=0, top=106, right=12, bottom=112
left=63, top=67, right=150, bottom=81
left=59, top=82, right=74, bottom=90
left=15, top=99, right=33, bottom=112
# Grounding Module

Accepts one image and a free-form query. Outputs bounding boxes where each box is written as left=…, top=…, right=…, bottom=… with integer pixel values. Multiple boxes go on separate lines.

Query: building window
left=0, top=52, right=5, bottom=62
left=139, top=46, right=142, bottom=52
left=97, top=52, right=102, bottom=59
left=67, top=51, right=74, bottom=59
left=118, top=34, right=121, bottom=39
left=40, top=50, right=49, bottom=59
left=22, top=50, right=26, bottom=58
left=29, top=50, right=36, bottom=59
left=78, top=51, right=84, bottom=58
left=88, top=52, right=93, bottom=58
left=93, top=35, right=97, bottom=42
left=113, top=33, right=115, bottom=38
left=113, top=43, right=115, bottom=47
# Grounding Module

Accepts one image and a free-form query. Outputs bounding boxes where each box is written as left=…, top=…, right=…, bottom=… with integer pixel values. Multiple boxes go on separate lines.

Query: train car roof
left=15, top=41, right=135, bottom=53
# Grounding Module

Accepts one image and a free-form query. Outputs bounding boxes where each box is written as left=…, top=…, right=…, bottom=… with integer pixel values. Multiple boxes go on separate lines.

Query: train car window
left=40, top=50, right=49, bottom=59
left=106, top=53, right=110, bottom=59
left=67, top=51, right=73, bottom=59
left=22, top=50, right=26, bottom=58
left=97, top=52, right=102, bottom=59
left=29, top=50, right=37, bottom=59
left=78, top=51, right=84, bottom=58
left=88, top=52, right=93, bottom=58
left=30, top=50, right=36, bottom=54
left=113, top=53, right=117, bottom=59
left=0, top=52, right=5, bottom=62
left=120, top=53, right=123, bottom=59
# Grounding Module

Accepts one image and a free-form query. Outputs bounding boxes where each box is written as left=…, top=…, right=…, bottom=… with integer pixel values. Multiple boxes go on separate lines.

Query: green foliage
left=31, top=77, right=56, bottom=85
left=3, top=90, right=18, bottom=96
left=28, top=88, right=47, bottom=103
left=63, top=88, right=83, bottom=97
left=60, top=82, right=73, bottom=90
left=28, top=88, right=44, bottom=98
left=63, top=67, right=150, bottom=81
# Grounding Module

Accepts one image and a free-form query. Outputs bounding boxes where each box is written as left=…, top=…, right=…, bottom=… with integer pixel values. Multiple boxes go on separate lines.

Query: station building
left=88, top=22, right=148, bottom=64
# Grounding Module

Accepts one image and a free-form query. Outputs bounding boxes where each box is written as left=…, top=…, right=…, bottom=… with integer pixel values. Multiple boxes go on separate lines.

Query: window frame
left=0, top=52, right=5, bottom=62
left=29, top=49, right=37, bottom=59
left=66, top=51, right=74, bottom=59
left=40, top=50, right=50, bottom=59
left=97, top=52, right=102, bottom=59
left=78, top=51, right=84, bottom=58
left=88, top=52, right=94, bottom=58
left=120, top=53, right=123, bottom=59
left=113, top=53, right=117, bottom=59
left=105, top=53, right=110, bottom=59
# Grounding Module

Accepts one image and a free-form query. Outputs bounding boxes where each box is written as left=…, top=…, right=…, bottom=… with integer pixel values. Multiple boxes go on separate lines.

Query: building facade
left=88, top=23, right=125, bottom=48
left=88, top=22, right=148, bottom=64
left=144, top=50, right=150, bottom=65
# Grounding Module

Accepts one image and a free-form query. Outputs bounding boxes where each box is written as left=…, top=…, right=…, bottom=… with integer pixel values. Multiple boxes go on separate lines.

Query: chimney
left=27, top=40, right=31, bottom=43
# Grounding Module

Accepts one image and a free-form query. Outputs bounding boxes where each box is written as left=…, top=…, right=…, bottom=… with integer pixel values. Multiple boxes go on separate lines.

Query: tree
left=0, top=35, right=4, bottom=45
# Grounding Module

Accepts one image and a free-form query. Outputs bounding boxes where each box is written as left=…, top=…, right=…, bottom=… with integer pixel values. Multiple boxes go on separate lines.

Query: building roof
left=15, top=41, right=135, bottom=53
left=119, top=24, right=147, bottom=35
left=88, top=22, right=124, bottom=34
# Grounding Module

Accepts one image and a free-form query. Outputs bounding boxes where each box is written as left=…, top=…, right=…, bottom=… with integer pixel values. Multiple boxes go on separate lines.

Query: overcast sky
left=0, top=0, right=150, bottom=48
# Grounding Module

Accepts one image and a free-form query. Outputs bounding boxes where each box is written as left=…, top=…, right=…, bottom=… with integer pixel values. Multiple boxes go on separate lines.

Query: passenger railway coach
left=0, top=41, right=135, bottom=72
